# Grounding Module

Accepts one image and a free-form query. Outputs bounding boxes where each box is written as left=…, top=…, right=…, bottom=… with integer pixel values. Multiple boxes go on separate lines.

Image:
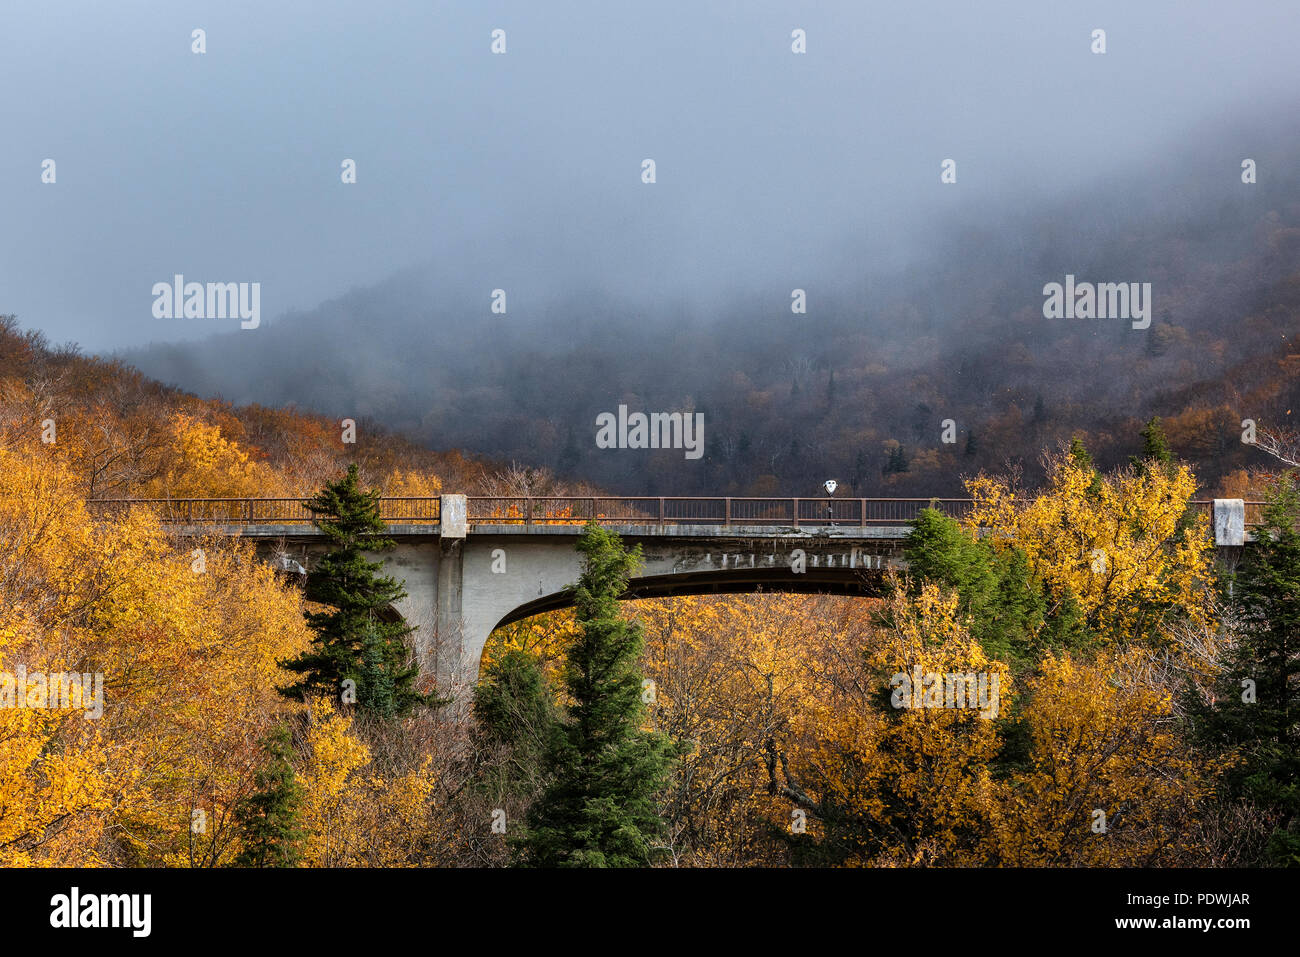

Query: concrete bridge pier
left=432, top=538, right=465, bottom=693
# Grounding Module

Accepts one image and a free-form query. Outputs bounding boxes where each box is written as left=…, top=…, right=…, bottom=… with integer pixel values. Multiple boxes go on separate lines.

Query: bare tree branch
left=1251, top=425, right=1300, bottom=469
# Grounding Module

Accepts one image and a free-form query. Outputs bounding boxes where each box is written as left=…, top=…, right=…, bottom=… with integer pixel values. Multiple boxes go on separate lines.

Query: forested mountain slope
left=126, top=123, right=1300, bottom=497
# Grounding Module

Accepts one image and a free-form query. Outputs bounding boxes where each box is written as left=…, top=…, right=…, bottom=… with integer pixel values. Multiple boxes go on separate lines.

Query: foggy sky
left=3, top=0, right=1299, bottom=352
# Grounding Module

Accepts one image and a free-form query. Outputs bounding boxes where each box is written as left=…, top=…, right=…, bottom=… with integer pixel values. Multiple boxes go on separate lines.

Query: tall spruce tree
left=520, top=524, right=678, bottom=867
left=232, top=723, right=304, bottom=867
left=278, top=464, right=432, bottom=717
left=1140, top=415, right=1174, bottom=465
left=1130, top=416, right=1175, bottom=476
left=1196, top=474, right=1300, bottom=864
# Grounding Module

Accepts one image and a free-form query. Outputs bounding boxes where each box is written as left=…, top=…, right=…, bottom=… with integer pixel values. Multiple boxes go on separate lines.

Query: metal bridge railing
left=467, top=496, right=977, bottom=526
left=83, top=496, right=1264, bottom=529
left=87, top=496, right=442, bottom=525
left=83, top=496, right=976, bottom=527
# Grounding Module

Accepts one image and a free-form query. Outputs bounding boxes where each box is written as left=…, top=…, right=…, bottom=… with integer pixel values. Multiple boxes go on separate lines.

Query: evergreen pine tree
left=520, top=524, right=679, bottom=867
left=1140, top=415, right=1173, bottom=464
left=232, top=723, right=304, bottom=867
left=1195, top=475, right=1300, bottom=864
left=1131, top=416, right=1176, bottom=477
left=1068, top=435, right=1093, bottom=470
left=356, top=621, right=401, bottom=719
left=904, top=508, right=1088, bottom=666
left=278, top=464, right=435, bottom=717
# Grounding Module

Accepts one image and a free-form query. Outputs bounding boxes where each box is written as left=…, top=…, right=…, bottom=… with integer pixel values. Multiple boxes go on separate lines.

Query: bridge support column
left=434, top=539, right=465, bottom=688
left=434, top=495, right=468, bottom=691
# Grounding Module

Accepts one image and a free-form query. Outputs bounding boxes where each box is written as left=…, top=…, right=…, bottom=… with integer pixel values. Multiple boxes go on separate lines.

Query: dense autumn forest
left=2, top=313, right=1297, bottom=867
left=128, top=127, right=1300, bottom=500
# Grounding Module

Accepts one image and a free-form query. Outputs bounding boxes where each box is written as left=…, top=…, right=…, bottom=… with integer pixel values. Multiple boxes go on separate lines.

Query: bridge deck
left=136, top=522, right=923, bottom=541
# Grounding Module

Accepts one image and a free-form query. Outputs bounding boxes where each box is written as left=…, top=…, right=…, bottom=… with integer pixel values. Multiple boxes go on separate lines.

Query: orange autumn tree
left=142, top=412, right=272, bottom=500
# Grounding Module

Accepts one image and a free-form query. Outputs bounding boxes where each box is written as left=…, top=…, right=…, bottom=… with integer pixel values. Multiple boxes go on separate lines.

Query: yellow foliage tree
left=382, top=468, right=443, bottom=498
left=481, top=611, right=578, bottom=695
left=965, top=446, right=1216, bottom=647
left=635, top=594, right=839, bottom=866
left=297, top=699, right=371, bottom=867
left=0, top=440, right=313, bottom=867
left=782, top=585, right=1008, bottom=865
left=986, top=648, right=1222, bottom=865
left=295, top=699, right=444, bottom=867
left=145, top=413, right=270, bottom=500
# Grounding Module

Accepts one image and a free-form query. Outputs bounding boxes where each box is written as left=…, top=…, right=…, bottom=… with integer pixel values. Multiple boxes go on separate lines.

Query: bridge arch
left=447, top=533, right=905, bottom=687
left=491, top=567, right=893, bottom=633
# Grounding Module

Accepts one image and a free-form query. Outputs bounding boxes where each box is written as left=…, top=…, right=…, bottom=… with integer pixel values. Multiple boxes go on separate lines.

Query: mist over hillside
left=123, top=116, right=1300, bottom=497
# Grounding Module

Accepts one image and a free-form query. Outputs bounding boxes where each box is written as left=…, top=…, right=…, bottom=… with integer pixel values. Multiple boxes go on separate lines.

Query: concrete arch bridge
left=88, top=495, right=1255, bottom=690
